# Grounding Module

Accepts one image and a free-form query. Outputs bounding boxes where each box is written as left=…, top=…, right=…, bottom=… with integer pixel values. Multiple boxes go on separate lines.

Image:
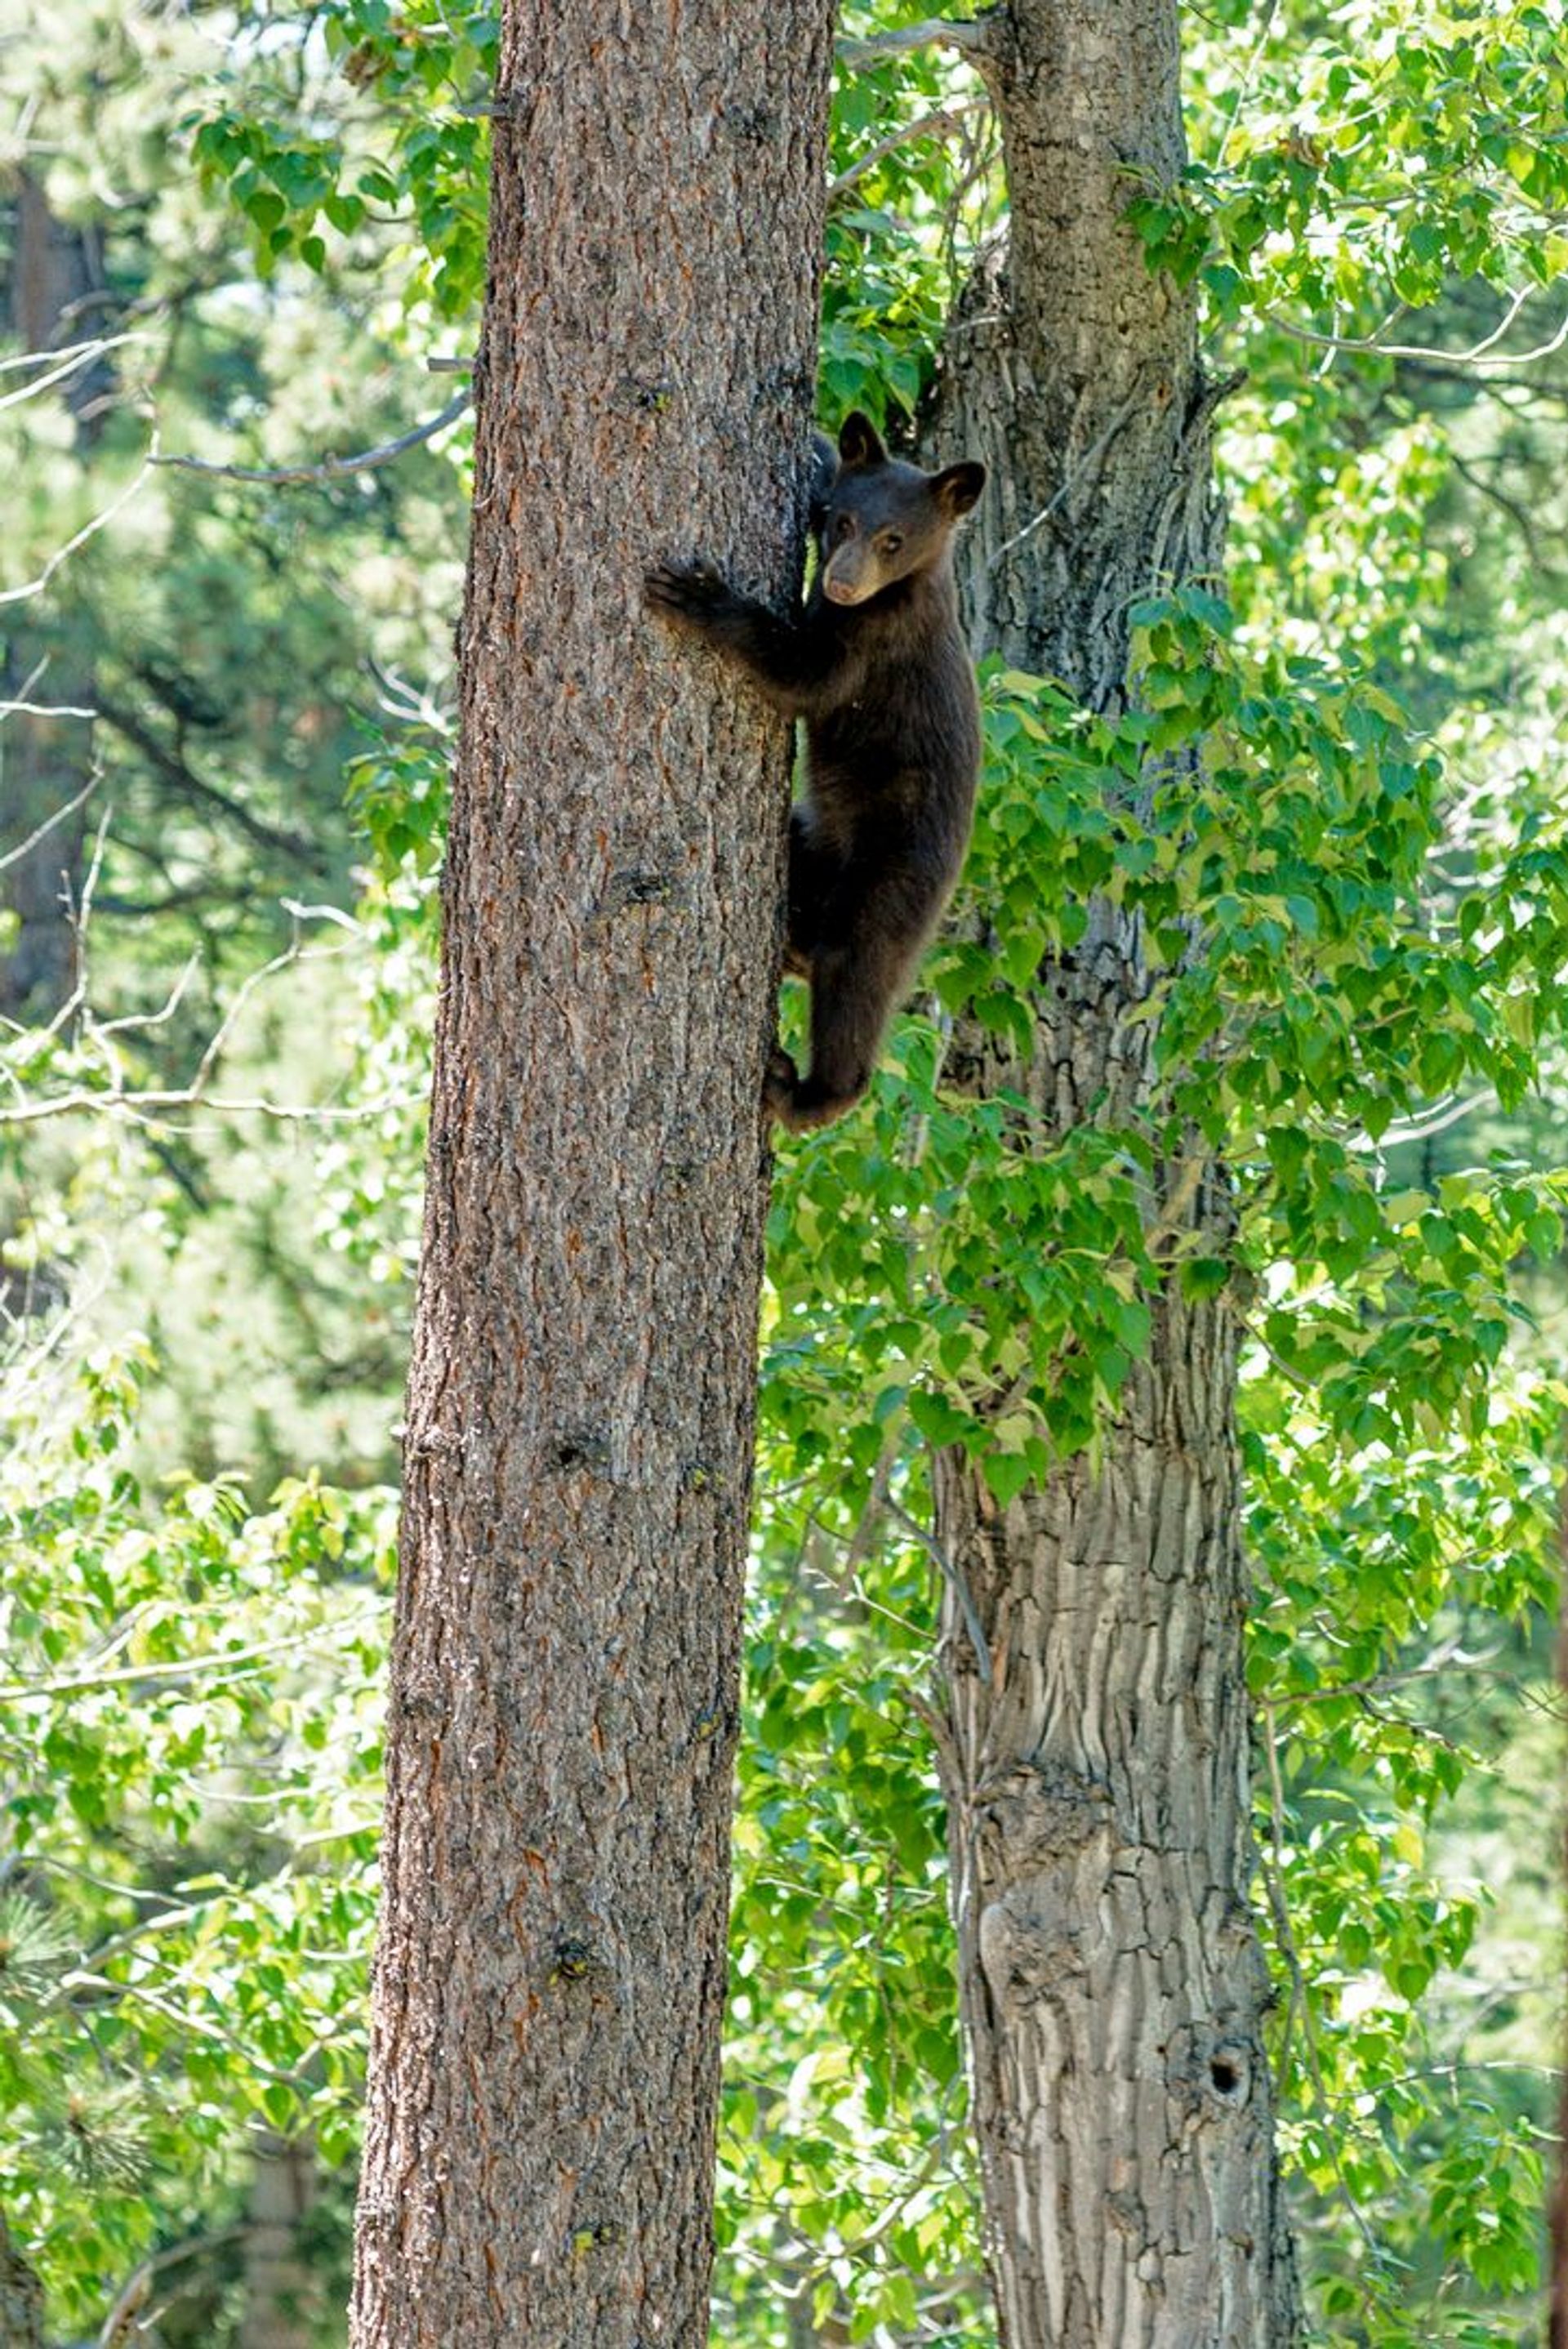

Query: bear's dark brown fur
left=648, top=410, right=985, bottom=1130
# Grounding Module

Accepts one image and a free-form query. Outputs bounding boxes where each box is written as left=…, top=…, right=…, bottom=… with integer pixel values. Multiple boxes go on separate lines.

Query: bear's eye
left=834, top=514, right=854, bottom=541
left=880, top=533, right=903, bottom=555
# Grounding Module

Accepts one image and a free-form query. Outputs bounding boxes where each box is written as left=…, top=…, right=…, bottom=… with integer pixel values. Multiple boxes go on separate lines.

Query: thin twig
left=827, top=102, right=986, bottom=201
left=46, top=807, right=112, bottom=1050
left=154, top=386, right=472, bottom=485
left=0, top=1604, right=384, bottom=1702
left=0, top=929, right=414, bottom=1130
left=0, top=774, right=100, bottom=873
left=0, top=332, right=137, bottom=379
left=1267, top=290, right=1568, bottom=371
left=1365, top=1091, right=1490, bottom=1148
left=1450, top=447, right=1563, bottom=576
left=97, top=2226, right=251, bottom=2349
left=898, top=1680, right=963, bottom=1781
left=0, top=333, right=141, bottom=413
left=0, top=1083, right=422, bottom=1128
left=77, top=1975, right=302, bottom=2082
left=1216, top=0, right=1285, bottom=167
left=1263, top=1643, right=1477, bottom=1714
left=0, top=435, right=157, bottom=608
left=91, top=953, right=199, bottom=1042
left=885, top=1494, right=993, bottom=1687
left=0, top=694, right=97, bottom=719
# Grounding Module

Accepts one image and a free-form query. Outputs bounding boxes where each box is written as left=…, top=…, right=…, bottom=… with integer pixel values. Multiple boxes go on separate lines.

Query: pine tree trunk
left=349, top=9, right=834, bottom=2348
left=927, top=4, right=1303, bottom=2340
left=1551, top=1510, right=1568, bottom=2349
left=237, top=2135, right=318, bottom=2349
left=0, top=671, right=89, bottom=1025
left=0, top=2210, right=42, bottom=2349
left=1, top=174, right=101, bottom=1025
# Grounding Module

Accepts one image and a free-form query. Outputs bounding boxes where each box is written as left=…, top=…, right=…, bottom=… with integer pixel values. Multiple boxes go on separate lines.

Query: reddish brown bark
left=0, top=173, right=102, bottom=1023
left=1551, top=1483, right=1568, bottom=2349
left=0, top=2208, right=43, bottom=2349
left=349, top=7, right=835, bottom=2346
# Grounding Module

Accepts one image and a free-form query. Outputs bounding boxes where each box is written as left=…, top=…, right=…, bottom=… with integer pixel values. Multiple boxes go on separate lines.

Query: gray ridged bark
left=927, top=3, right=1303, bottom=2342
left=349, top=7, right=835, bottom=2345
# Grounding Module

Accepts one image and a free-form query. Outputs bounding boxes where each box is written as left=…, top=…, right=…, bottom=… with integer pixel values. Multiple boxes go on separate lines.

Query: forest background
left=2, top=0, right=1566, bottom=2342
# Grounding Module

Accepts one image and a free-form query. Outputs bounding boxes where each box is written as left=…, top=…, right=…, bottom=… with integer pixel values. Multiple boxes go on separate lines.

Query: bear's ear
left=838, top=410, right=887, bottom=468
left=808, top=430, right=840, bottom=526
left=932, top=460, right=987, bottom=518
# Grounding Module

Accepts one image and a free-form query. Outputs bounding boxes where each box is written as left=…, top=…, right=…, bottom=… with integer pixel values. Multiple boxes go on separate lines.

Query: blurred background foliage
left=2, top=0, right=1565, bottom=2340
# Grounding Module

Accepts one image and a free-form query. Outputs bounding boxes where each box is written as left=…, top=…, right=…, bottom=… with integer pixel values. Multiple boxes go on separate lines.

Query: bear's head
left=816, top=411, right=985, bottom=608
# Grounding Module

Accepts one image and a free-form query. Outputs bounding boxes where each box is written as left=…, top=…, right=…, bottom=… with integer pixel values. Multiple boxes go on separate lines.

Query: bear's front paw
left=644, top=559, right=728, bottom=626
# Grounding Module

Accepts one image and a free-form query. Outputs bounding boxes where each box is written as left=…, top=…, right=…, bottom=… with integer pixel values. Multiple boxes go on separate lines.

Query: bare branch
left=48, top=805, right=112, bottom=1046
left=154, top=386, right=472, bottom=486
left=0, top=694, right=97, bottom=719
left=0, top=919, right=415, bottom=1130
left=91, top=952, right=199, bottom=1042
left=0, top=1081, right=423, bottom=1129
left=1216, top=0, right=1285, bottom=167
left=1397, top=354, right=1568, bottom=405
left=835, top=13, right=995, bottom=68
left=0, top=332, right=145, bottom=412
left=828, top=101, right=987, bottom=202
left=0, top=331, right=132, bottom=377
left=365, top=656, right=455, bottom=731
left=1267, top=289, right=1568, bottom=371
left=0, top=1603, right=384, bottom=1702
left=97, top=2228, right=251, bottom=2349
left=181, top=938, right=318, bottom=1099
left=1365, top=1091, right=1490, bottom=1148
left=841, top=1437, right=900, bottom=1576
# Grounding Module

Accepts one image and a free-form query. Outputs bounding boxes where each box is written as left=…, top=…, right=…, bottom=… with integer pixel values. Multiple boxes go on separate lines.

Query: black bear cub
left=647, top=410, right=986, bottom=1131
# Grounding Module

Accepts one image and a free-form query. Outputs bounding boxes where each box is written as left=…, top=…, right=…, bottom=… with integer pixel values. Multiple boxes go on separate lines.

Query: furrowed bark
left=349, top=8, right=835, bottom=2345
left=925, top=3, right=1303, bottom=2341
left=0, top=2209, right=43, bottom=2349
left=1551, top=1501, right=1568, bottom=2349
left=1, top=174, right=103, bottom=1025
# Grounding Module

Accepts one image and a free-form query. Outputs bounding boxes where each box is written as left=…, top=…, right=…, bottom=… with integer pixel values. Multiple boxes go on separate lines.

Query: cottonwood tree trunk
left=349, top=8, right=834, bottom=2348
left=924, top=3, right=1302, bottom=2342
